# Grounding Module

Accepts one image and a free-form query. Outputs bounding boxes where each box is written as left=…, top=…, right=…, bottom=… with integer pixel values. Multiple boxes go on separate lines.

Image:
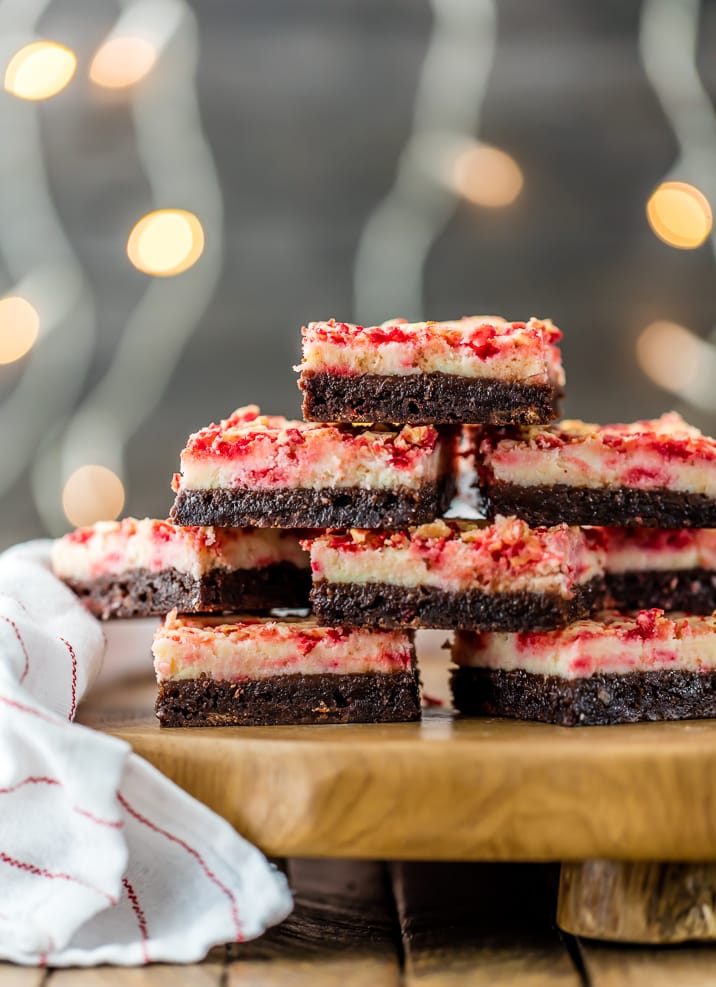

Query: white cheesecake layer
left=598, top=527, right=716, bottom=573
left=453, top=609, right=716, bottom=678
left=153, top=611, right=414, bottom=682
left=480, top=413, right=716, bottom=495
left=52, top=518, right=308, bottom=582
left=299, top=316, right=564, bottom=385
left=174, top=406, right=446, bottom=493
left=306, top=517, right=603, bottom=596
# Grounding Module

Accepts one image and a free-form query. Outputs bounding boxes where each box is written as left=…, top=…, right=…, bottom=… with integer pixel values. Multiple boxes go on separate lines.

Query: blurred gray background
left=1, top=0, right=715, bottom=547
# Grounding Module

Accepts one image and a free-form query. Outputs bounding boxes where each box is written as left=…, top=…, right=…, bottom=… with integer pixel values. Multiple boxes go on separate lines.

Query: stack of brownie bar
left=53, top=314, right=716, bottom=728
left=454, top=412, right=716, bottom=724
left=158, top=315, right=574, bottom=727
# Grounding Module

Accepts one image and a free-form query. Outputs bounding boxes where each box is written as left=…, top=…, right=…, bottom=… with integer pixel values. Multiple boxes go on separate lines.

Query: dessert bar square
left=298, top=316, right=564, bottom=425
left=596, top=526, right=716, bottom=614
left=305, top=517, right=604, bottom=631
left=451, top=609, right=716, bottom=726
left=52, top=518, right=310, bottom=618
left=475, top=413, right=716, bottom=527
left=170, top=405, right=456, bottom=529
left=153, top=611, right=421, bottom=727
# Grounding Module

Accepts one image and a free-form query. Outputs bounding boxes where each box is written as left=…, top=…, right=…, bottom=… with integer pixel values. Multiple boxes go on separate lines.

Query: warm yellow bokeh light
left=62, top=465, right=125, bottom=528
left=89, top=36, right=157, bottom=89
left=127, top=209, right=205, bottom=276
left=4, top=41, right=77, bottom=101
left=646, top=181, right=712, bottom=249
left=453, top=143, right=524, bottom=208
left=636, top=320, right=702, bottom=392
left=0, top=296, right=40, bottom=364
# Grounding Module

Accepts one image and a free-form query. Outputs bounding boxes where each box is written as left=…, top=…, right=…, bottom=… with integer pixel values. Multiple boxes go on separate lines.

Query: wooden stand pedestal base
left=558, top=860, right=716, bottom=943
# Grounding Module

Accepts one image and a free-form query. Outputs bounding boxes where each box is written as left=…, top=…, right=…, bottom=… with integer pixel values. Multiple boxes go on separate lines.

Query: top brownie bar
left=476, top=412, right=716, bottom=527
left=297, top=316, right=564, bottom=425
left=170, top=405, right=456, bottom=529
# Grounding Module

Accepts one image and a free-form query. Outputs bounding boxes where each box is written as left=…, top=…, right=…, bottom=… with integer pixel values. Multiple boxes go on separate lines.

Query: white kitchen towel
left=0, top=540, right=292, bottom=967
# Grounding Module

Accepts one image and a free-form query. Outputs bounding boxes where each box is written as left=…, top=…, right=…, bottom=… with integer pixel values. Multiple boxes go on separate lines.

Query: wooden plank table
left=4, top=859, right=716, bottom=984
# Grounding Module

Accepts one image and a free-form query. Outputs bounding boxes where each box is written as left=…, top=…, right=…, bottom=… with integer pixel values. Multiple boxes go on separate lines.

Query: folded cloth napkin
left=0, top=540, right=292, bottom=966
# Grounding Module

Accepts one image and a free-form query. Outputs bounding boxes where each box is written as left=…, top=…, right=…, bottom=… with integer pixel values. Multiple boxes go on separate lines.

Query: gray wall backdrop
left=1, top=0, right=715, bottom=547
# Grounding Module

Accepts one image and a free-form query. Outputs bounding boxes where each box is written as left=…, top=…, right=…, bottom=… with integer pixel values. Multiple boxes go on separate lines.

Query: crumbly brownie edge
left=310, top=577, right=603, bottom=631
left=482, top=482, right=716, bottom=528
left=451, top=666, right=716, bottom=727
left=64, top=562, right=311, bottom=619
left=171, top=478, right=456, bottom=529
left=300, top=370, right=561, bottom=425
left=156, top=670, right=422, bottom=727
left=605, top=569, right=716, bottom=615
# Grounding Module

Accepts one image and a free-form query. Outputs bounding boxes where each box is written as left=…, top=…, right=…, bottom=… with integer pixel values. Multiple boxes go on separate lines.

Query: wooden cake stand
left=78, top=632, right=716, bottom=944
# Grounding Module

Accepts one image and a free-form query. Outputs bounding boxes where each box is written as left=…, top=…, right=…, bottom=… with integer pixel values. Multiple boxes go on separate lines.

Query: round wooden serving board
left=78, top=634, right=716, bottom=863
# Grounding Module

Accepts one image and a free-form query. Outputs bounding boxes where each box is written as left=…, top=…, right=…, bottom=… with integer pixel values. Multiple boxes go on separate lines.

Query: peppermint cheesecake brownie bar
left=476, top=413, right=716, bottom=527
left=52, top=518, right=310, bottom=618
left=451, top=609, right=716, bottom=726
left=171, top=405, right=456, bottom=529
left=153, top=611, right=421, bottom=726
left=306, top=516, right=604, bottom=631
left=298, top=316, right=564, bottom=425
left=597, top=526, right=716, bottom=614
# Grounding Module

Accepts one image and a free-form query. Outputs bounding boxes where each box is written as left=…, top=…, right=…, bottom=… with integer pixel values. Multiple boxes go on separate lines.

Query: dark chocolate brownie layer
left=606, top=569, right=716, bottom=615
left=65, top=562, right=311, bottom=619
left=482, top=482, right=716, bottom=528
left=451, top=666, right=716, bottom=726
left=300, top=370, right=561, bottom=425
left=311, top=577, right=603, bottom=631
left=156, top=670, right=422, bottom=726
left=171, top=478, right=456, bottom=529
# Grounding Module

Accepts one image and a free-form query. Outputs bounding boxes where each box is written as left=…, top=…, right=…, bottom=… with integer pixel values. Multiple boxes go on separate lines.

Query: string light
left=453, top=142, right=523, bottom=208
left=88, top=0, right=184, bottom=92
left=636, top=320, right=703, bottom=391
left=0, top=10, right=96, bottom=532
left=0, top=296, right=40, bottom=364
left=0, top=0, right=219, bottom=536
left=53, top=1, right=223, bottom=539
left=126, top=208, right=205, bottom=276
left=62, top=465, right=125, bottom=527
left=89, top=37, right=157, bottom=89
left=646, top=181, right=712, bottom=249
left=3, top=41, right=77, bottom=101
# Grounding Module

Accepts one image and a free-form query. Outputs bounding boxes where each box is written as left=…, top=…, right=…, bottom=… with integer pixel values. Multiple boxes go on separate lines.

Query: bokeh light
left=453, top=143, right=524, bottom=208
left=646, top=181, right=712, bottom=249
left=636, top=320, right=703, bottom=392
left=127, top=209, right=205, bottom=276
left=0, top=296, right=40, bottom=364
left=89, top=37, right=157, bottom=89
left=62, top=465, right=125, bottom=527
left=4, top=41, right=77, bottom=101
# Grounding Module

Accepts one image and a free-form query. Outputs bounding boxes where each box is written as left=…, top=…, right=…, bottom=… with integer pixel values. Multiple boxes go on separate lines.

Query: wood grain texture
left=78, top=660, right=716, bottom=861
left=227, top=859, right=400, bottom=986
left=391, top=862, right=580, bottom=986
left=577, top=941, right=716, bottom=986
left=227, top=954, right=397, bottom=987
left=0, top=970, right=47, bottom=987
left=559, top=861, right=716, bottom=943
left=46, top=960, right=223, bottom=985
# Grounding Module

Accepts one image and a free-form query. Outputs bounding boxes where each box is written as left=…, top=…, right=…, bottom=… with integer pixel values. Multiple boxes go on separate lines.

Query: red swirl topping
left=303, top=316, right=562, bottom=351
left=304, top=516, right=602, bottom=588
left=183, top=405, right=438, bottom=464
